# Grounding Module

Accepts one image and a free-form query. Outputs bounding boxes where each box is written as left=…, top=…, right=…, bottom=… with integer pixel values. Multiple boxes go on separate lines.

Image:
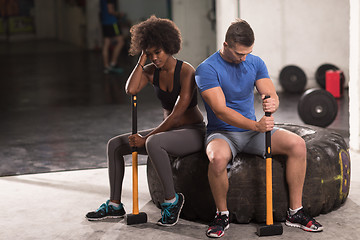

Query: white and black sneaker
left=206, top=212, right=229, bottom=238
left=285, top=208, right=323, bottom=232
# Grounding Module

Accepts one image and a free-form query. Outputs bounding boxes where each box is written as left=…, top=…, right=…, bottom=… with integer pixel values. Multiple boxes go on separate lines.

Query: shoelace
left=304, top=216, right=320, bottom=228
left=209, top=214, right=227, bottom=228
left=161, top=203, right=174, bottom=222
left=295, top=209, right=320, bottom=227
left=160, top=195, right=179, bottom=222
left=97, top=201, right=109, bottom=213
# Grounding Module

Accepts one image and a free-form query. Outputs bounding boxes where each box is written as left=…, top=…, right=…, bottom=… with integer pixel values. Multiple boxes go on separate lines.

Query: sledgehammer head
left=125, top=212, right=147, bottom=225
left=256, top=223, right=283, bottom=236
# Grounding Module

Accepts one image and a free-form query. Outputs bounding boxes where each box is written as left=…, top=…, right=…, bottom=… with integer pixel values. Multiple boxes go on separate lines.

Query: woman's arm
left=125, top=52, right=151, bottom=95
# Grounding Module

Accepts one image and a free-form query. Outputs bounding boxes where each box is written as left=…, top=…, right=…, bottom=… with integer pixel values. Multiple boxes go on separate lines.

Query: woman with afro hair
left=86, top=15, right=205, bottom=226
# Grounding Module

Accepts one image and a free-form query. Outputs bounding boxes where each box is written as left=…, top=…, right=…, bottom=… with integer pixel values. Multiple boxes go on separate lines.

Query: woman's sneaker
left=86, top=200, right=126, bottom=221
left=206, top=212, right=229, bottom=238
left=157, top=193, right=185, bottom=226
left=285, top=208, right=323, bottom=232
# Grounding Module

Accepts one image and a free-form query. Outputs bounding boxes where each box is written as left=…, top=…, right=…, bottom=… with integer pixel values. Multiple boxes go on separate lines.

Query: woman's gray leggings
left=107, top=123, right=205, bottom=201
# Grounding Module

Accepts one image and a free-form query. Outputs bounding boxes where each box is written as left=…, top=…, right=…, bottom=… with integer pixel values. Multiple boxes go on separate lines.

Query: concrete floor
left=2, top=155, right=360, bottom=240
left=0, top=40, right=357, bottom=239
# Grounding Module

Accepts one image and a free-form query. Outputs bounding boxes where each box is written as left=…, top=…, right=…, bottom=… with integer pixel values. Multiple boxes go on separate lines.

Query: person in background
left=86, top=15, right=205, bottom=226
left=100, top=0, right=124, bottom=74
left=195, top=19, right=323, bottom=238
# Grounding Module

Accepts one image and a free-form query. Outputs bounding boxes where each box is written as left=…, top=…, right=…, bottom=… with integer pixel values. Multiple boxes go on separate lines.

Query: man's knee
left=274, top=130, right=306, bottom=159
left=207, top=149, right=231, bottom=176
left=289, top=135, right=306, bottom=159
left=281, top=135, right=307, bottom=169
left=115, top=35, right=124, bottom=43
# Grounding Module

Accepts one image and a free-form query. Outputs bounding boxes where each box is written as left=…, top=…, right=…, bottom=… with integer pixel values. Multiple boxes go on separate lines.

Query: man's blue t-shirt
left=195, top=51, right=269, bottom=133
left=100, top=0, right=117, bottom=25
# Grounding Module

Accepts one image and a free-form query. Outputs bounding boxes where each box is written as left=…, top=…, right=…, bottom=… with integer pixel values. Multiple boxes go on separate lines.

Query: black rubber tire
left=147, top=124, right=350, bottom=223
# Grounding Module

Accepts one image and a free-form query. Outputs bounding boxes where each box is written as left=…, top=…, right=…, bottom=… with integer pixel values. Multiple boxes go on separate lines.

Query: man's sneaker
left=157, top=193, right=185, bottom=226
left=103, top=66, right=123, bottom=74
left=104, top=67, right=111, bottom=74
left=285, top=208, right=323, bottom=232
left=86, top=200, right=125, bottom=221
left=109, top=66, right=123, bottom=74
left=206, top=212, right=229, bottom=238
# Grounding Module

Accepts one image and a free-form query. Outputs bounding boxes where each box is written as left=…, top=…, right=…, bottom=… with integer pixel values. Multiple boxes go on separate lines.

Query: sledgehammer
left=125, top=95, right=147, bottom=225
left=256, top=95, right=283, bottom=236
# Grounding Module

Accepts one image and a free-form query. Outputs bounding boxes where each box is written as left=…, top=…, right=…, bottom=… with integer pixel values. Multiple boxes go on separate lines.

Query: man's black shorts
left=102, top=23, right=122, bottom=38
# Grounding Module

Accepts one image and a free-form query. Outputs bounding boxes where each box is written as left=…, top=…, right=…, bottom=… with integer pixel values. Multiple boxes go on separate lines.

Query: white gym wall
left=172, top=0, right=217, bottom=68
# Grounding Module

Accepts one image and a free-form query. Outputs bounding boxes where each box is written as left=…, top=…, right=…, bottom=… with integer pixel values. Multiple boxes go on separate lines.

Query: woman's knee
left=107, top=135, right=129, bottom=155
left=107, top=138, right=118, bottom=154
left=145, top=134, right=161, bottom=153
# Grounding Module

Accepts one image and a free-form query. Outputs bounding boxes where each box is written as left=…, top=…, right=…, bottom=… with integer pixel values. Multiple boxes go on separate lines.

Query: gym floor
left=1, top=40, right=359, bottom=239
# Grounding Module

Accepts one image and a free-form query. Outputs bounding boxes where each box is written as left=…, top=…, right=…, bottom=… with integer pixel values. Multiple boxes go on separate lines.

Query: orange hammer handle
left=266, top=156, right=273, bottom=225
left=132, top=95, right=139, bottom=215
left=132, top=151, right=139, bottom=214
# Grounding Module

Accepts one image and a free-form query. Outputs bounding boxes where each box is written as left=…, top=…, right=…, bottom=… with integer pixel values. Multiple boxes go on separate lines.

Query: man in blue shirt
left=100, top=0, right=124, bottom=74
left=195, top=19, right=323, bottom=238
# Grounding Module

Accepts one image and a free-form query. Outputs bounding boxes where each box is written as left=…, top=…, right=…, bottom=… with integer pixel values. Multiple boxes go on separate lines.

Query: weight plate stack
left=297, top=88, right=338, bottom=128
left=279, top=65, right=307, bottom=93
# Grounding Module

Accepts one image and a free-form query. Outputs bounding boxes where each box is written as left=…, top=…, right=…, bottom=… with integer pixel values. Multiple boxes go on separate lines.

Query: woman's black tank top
left=153, top=59, right=197, bottom=111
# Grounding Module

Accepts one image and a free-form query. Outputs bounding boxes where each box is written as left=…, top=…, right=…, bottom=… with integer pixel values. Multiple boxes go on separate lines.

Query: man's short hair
left=225, top=19, right=254, bottom=47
